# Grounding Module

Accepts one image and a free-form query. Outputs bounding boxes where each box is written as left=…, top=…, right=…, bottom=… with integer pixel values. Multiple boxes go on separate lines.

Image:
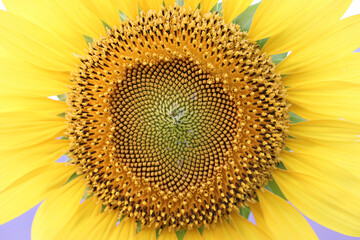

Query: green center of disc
left=109, top=58, right=240, bottom=193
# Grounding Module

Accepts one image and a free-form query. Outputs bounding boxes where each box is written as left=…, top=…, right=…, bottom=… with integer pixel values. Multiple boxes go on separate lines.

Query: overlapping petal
left=276, top=119, right=360, bottom=236
left=229, top=212, right=271, bottom=239
left=248, top=0, right=311, bottom=41
left=0, top=163, right=76, bottom=225
left=0, top=58, right=69, bottom=97
left=222, top=0, right=252, bottom=23
left=110, top=217, right=137, bottom=240
left=54, top=198, right=103, bottom=239
left=274, top=170, right=360, bottom=237
left=0, top=140, right=68, bottom=191
left=287, top=82, right=360, bottom=122
left=202, top=221, right=244, bottom=240
left=251, top=190, right=318, bottom=240
left=0, top=11, right=79, bottom=71
left=138, top=0, right=163, bottom=12
left=200, top=0, right=218, bottom=14
left=283, top=53, right=360, bottom=86
left=262, top=0, right=352, bottom=55
left=4, top=0, right=106, bottom=51
left=32, top=177, right=85, bottom=240
left=135, top=227, right=157, bottom=240
left=0, top=112, right=66, bottom=150
left=184, top=0, right=201, bottom=10
left=278, top=14, right=360, bottom=74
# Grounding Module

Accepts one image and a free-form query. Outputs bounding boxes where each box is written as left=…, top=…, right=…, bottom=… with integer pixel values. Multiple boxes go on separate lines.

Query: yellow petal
left=289, top=120, right=360, bottom=143
left=281, top=151, right=359, bottom=189
left=249, top=203, right=274, bottom=238
left=0, top=140, right=68, bottom=191
left=0, top=112, right=65, bottom=150
left=82, top=210, right=118, bottom=240
left=2, top=0, right=89, bottom=53
left=0, top=58, right=69, bottom=96
left=111, top=218, right=137, bottom=240
left=283, top=53, right=360, bottom=87
left=184, top=0, right=201, bottom=10
left=82, top=0, right=139, bottom=24
left=278, top=15, right=360, bottom=74
left=164, top=0, right=176, bottom=8
left=0, top=163, right=76, bottom=225
left=273, top=169, right=360, bottom=237
left=222, top=0, right=252, bottom=24
left=287, top=82, right=360, bottom=122
left=138, top=0, right=163, bottom=12
left=135, top=227, right=157, bottom=240
left=262, top=0, right=352, bottom=55
left=285, top=138, right=360, bottom=179
left=0, top=97, right=67, bottom=115
left=184, top=228, right=203, bottom=240
left=200, top=0, right=218, bottom=14
left=0, top=11, right=78, bottom=71
left=5, top=0, right=106, bottom=40
left=0, top=45, right=9, bottom=58
left=248, top=0, right=311, bottom=41
left=81, top=0, right=121, bottom=28
left=54, top=198, right=103, bottom=239
left=252, top=189, right=318, bottom=240
left=32, top=177, right=85, bottom=240
left=229, top=212, right=271, bottom=240
left=202, top=221, right=244, bottom=240
left=158, top=229, right=178, bottom=240
left=52, top=0, right=107, bottom=37
left=113, top=0, right=139, bottom=20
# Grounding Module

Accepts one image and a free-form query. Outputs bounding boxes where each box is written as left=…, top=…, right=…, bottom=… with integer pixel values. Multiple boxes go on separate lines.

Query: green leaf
left=83, top=35, right=94, bottom=45
left=119, top=215, right=126, bottom=222
left=198, top=226, right=204, bottom=235
left=57, top=93, right=67, bottom=102
left=265, top=178, right=287, bottom=200
left=156, top=229, right=161, bottom=239
left=289, top=111, right=306, bottom=124
left=210, top=2, right=223, bottom=15
left=119, top=10, right=127, bottom=22
left=239, top=206, right=251, bottom=219
left=82, top=186, right=94, bottom=200
left=101, top=204, right=107, bottom=212
left=175, top=229, right=186, bottom=240
left=256, top=37, right=268, bottom=49
left=58, top=136, right=69, bottom=140
left=102, top=20, right=112, bottom=31
left=136, top=221, right=141, bottom=234
left=233, top=3, right=260, bottom=32
left=271, top=52, right=288, bottom=65
left=65, top=172, right=79, bottom=184
left=176, top=0, right=184, bottom=6
left=277, top=161, right=287, bottom=170
left=57, top=112, right=66, bottom=118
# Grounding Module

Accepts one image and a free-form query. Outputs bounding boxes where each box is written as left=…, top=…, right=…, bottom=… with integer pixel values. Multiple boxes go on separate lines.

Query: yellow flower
left=1, top=0, right=359, bottom=239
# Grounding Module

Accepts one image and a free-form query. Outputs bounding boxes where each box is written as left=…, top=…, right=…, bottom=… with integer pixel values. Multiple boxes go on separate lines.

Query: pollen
left=66, top=5, right=289, bottom=230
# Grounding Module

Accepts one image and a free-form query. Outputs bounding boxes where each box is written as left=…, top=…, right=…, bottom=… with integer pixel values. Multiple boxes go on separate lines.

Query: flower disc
left=67, top=6, right=289, bottom=230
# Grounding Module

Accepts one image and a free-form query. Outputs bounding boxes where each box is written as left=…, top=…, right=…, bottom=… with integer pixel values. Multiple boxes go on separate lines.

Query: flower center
left=67, top=6, right=288, bottom=230
left=111, top=58, right=239, bottom=194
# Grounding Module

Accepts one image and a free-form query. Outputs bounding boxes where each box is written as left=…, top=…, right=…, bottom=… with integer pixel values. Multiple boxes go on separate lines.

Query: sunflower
left=1, top=0, right=360, bottom=239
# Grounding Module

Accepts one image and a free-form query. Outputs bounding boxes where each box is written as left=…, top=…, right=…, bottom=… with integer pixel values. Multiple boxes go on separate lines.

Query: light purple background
left=1, top=0, right=360, bottom=239
left=0, top=204, right=359, bottom=240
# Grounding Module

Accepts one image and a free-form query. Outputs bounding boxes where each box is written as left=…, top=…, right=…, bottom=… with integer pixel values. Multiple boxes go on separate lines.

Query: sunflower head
left=67, top=5, right=288, bottom=230
left=2, top=0, right=359, bottom=239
